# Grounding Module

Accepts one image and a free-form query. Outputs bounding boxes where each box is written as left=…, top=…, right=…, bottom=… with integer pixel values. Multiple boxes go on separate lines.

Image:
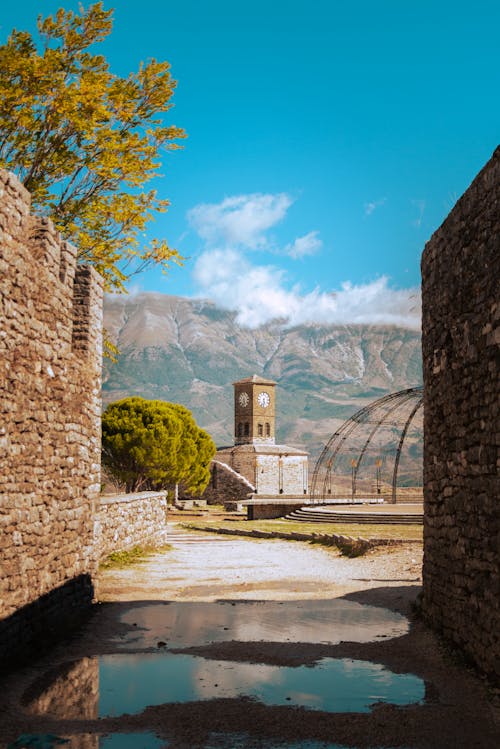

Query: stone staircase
left=285, top=506, right=423, bottom=525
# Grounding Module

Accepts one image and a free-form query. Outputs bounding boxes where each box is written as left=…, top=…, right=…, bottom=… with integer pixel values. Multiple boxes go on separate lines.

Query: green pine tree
left=102, top=397, right=216, bottom=494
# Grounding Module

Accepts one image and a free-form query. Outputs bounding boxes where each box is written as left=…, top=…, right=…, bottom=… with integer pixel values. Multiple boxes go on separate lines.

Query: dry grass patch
left=100, top=544, right=173, bottom=569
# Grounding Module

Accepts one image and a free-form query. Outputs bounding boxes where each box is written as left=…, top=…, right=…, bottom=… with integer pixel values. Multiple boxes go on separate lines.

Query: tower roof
left=219, top=443, right=308, bottom=456
left=233, top=374, right=277, bottom=386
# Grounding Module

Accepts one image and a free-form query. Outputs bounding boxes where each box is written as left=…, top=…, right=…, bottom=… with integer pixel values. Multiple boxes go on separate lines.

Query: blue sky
left=2, top=1, right=499, bottom=327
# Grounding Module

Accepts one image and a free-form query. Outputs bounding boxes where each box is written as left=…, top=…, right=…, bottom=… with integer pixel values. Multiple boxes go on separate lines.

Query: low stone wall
left=245, top=498, right=308, bottom=520
left=97, top=491, right=168, bottom=559
left=183, top=523, right=418, bottom=552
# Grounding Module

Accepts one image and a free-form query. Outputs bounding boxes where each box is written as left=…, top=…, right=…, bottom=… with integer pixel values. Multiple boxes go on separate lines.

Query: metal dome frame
left=310, top=386, right=424, bottom=504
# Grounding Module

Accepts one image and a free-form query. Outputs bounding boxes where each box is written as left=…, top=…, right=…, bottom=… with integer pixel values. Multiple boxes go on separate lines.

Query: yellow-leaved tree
left=0, top=2, right=185, bottom=290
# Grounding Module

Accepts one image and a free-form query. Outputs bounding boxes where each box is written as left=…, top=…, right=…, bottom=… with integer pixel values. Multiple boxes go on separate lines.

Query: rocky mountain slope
left=103, top=293, right=422, bottom=460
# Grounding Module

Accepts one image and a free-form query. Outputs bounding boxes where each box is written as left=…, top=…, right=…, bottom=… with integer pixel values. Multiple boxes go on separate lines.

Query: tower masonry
left=215, top=373, right=309, bottom=498
left=234, top=374, right=276, bottom=445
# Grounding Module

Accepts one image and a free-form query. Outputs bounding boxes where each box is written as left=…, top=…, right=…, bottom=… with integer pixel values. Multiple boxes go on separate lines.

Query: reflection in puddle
left=7, top=735, right=164, bottom=749
left=7, top=735, right=414, bottom=749
left=99, top=733, right=165, bottom=748
left=117, top=599, right=409, bottom=649
left=26, top=652, right=424, bottom=718
left=100, top=653, right=424, bottom=715
left=8, top=736, right=70, bottom=749
left=19, top=601, right=422, bottom=748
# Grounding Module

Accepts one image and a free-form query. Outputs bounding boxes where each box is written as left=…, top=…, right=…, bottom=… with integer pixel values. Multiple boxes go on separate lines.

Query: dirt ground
left=98, top=524, right=424, bottom=603
left=0, top=523, right=498, bottom=749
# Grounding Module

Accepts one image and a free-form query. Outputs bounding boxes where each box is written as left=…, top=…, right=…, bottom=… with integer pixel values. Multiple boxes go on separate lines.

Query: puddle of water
left=100, top=653, right=424, bottom=715
left=7, top=735, right=416, bottom=749
left=7, top=732, right=416, bottom=749
left=117, top=600, right=409, bottom=649
left=7, top=737, right=71, bottom=749
left=99, top=733, right=165, bottom=748
left=25, top=652, right=424, bottom=718
left=7, top=733, right=165, bottom=749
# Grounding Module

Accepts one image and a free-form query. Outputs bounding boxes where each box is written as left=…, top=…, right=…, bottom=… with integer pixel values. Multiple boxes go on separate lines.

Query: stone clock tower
left=205, top=373, right=309, bottom=505
left=233, top=374, right=276, bottom=445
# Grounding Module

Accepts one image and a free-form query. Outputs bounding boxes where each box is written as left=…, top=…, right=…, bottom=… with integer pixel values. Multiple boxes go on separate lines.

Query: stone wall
left=0, top=170, right=103, bottom=666
left=246, top=500, right=309, bottom=520
left=421, top=146, right=499, bottom=678
left=198, top=460, right=255, bottom=506
left=216, top=446, right=257, bottom=488
left=97, top=491, right=168, bottom=558
left=255, top=454, right=308, bottom=495
left=216, top=445, right=309, bottom=496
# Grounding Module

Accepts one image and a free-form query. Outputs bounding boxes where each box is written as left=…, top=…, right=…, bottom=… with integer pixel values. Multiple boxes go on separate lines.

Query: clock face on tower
left=257, top=391, right=270, bottom=408
left=238, top=392, right=249, bottom=407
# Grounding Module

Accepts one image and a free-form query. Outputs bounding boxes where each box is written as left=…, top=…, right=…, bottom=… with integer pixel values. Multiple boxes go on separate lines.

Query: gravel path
left=98, top=522, right=423, bottom=602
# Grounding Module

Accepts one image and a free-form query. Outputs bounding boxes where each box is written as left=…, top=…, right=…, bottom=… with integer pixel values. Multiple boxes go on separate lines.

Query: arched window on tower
left=258, top=423, right=263, bottom=436
left=244, top=422, right=249, bottom=436
left=265, top=423, right=271, bottom=437
left=237, top=423, right=243, bottom=438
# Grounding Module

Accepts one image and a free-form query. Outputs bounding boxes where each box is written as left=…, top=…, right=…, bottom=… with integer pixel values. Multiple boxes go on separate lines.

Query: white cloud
left=189, top=192, right=418, bottom=330
left=364, top=197, right=387, bottom=216
left=193, top=249, right=421, bottom=330
left=193, top=249, right=295, bottom=327
left=285, top=230, right=323, bottom=259
left=187, top=193, right=293, bottom=249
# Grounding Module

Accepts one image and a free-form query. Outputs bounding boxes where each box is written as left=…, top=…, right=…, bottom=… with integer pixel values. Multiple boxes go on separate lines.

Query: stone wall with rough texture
left=0, top=169, right=103, bottom=666
left=97, top=491, right=168, bottom=558
left=421, top=146, right=499, bottom=678
left=246, top=500, right=309, bottom=520
left=216, top=446, right=257, bottom=488
left=197, top=460, right=255, bottom=506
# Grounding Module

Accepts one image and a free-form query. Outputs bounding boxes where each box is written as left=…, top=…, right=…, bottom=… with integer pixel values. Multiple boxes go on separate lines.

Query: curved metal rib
left=310, top=386, right=423, bottom=504
left=391, top=394, right=424, bottom=503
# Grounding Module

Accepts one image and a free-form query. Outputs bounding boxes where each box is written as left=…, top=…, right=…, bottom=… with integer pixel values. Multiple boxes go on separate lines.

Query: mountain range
left=102, top=293, right=422, bottom=460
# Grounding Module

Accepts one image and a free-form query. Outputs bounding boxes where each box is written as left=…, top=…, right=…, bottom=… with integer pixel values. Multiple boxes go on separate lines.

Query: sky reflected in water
left=117, top=599, right=408, bottom=649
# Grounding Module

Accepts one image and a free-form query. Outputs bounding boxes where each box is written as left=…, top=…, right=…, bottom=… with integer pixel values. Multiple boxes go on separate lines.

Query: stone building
left=201, top=375, right=309, bottom=507
left=0, top=170, right=103, bottom=667
left=421, top=146, right=499, bottom=678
